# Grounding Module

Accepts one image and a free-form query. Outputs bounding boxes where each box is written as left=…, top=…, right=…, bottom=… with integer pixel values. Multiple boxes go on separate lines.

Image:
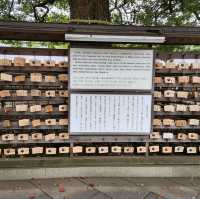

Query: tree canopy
left=0, top=0, right=199, bottom=51
left=0, top=0, right=199, bottom=25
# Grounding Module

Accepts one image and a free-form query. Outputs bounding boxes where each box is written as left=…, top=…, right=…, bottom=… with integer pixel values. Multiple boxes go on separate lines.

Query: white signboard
left=70, top=48, right=153, bottom=90
left=70, top=94, right=152, bottom=135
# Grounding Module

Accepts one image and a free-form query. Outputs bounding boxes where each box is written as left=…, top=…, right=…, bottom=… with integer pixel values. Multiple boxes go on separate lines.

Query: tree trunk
left=69, top=0, right=110, bottom=22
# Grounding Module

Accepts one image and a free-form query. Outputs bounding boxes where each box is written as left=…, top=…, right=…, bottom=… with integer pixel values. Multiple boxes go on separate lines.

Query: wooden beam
left=0, top=22, right=199, bottom=44
left=0, top=47, right=68, bottom=56
left=0, top=156, right=200, bottom=168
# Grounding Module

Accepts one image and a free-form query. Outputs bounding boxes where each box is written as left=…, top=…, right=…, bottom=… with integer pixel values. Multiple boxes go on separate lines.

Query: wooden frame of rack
left=0, top=22, right=199, bottom=163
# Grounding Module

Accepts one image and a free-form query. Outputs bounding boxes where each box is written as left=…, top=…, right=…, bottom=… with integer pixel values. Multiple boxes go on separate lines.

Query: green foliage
left=0, top=0, right=199, bottom=50
left=110, top=0, right=200, bottom=26
left=113, top=44, right=200, bottom=53
left=1, top=0, right=199, bottom=25
left=0, top=40, right=68, bottom=49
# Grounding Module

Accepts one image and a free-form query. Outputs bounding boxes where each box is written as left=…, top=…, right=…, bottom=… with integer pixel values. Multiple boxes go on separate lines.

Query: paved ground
left=0, top=177, right=200, bottom=199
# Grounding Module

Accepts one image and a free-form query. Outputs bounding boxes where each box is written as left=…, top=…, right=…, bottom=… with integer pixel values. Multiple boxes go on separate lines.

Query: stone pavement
left=0, top=177, right=199, bottom=199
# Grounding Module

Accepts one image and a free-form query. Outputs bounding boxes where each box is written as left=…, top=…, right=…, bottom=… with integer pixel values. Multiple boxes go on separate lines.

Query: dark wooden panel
left=154, top=112, right=200, bottom=117
left=0, top=66, right=67, bottom=73
left=155, top=97, right=200, bottom=103
left=156, top=69, right=200, bottom=75
left=0, top=112, right=67, bottom=119
left=155, top=52, right=200, bottom=59
left=0, top=47, right=68, bottom=56
left=0, top=156, right=200, bottom=168
left=0, top=126, right=68, bottom=131
left=0, top=22, right=199, bottom=44
left=154, top=126, right=200, bottom=131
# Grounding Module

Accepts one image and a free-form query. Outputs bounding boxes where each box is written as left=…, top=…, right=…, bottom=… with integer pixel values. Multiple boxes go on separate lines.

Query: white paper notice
left=70, top=48, right=153, bottom=90
left=70, top=94, right=152, bottom=135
